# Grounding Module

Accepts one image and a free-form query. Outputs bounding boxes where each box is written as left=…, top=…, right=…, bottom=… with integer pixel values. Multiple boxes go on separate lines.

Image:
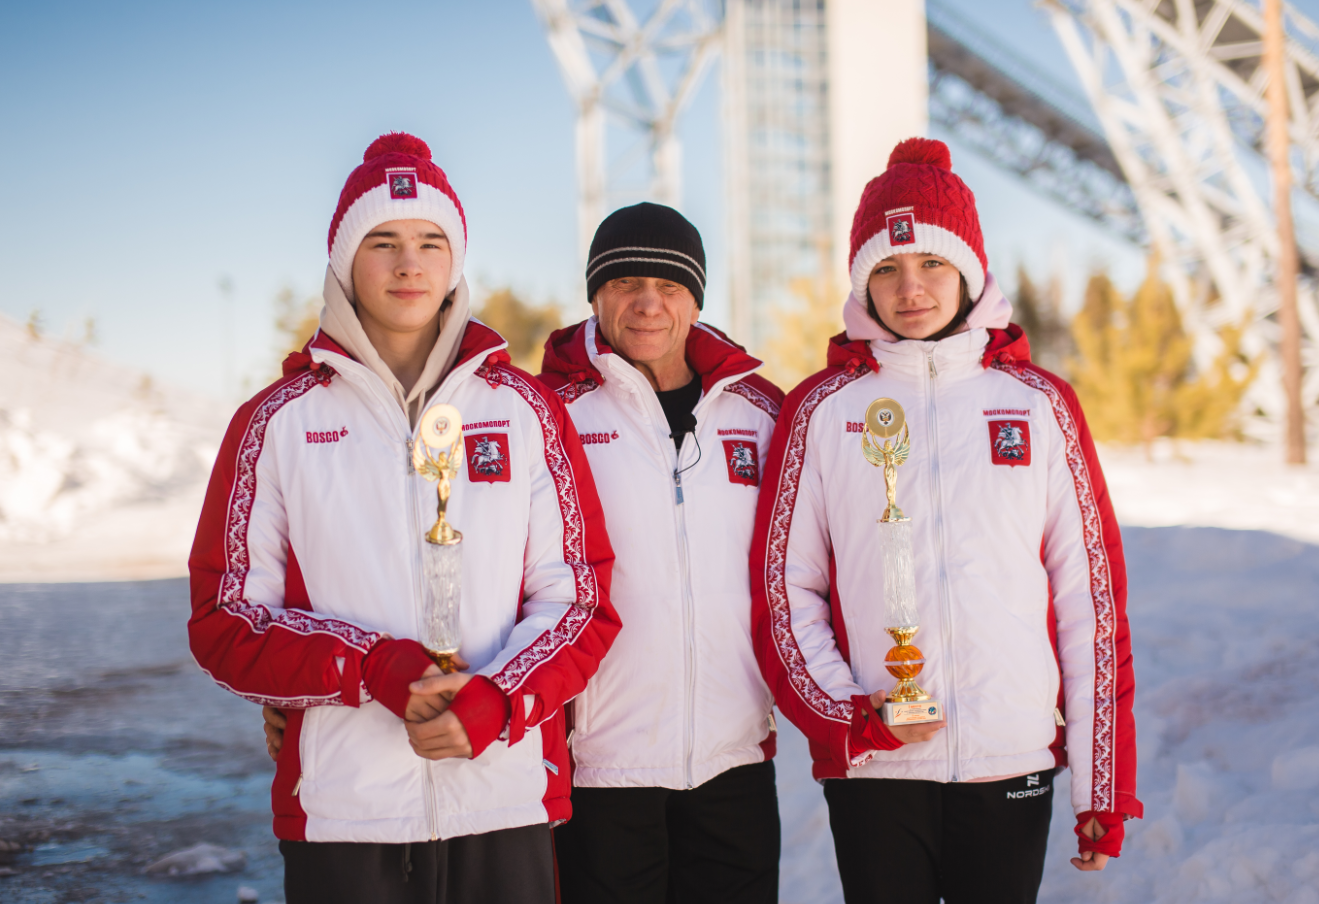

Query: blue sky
left=2, top=0, right=1313, bottom=400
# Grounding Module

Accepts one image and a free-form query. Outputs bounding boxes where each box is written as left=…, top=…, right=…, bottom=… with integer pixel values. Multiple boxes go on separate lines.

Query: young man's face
left=867, top=253, right=962, bottom=339
left=591, top=277, right=699, bottom=368
left=351, top=219, right=453, bottom=336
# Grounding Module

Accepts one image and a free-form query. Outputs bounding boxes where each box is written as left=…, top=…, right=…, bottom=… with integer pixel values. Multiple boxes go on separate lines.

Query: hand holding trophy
left=862, top=398, right=943, bottom=726
left=413, top=404, right=464, bottom=674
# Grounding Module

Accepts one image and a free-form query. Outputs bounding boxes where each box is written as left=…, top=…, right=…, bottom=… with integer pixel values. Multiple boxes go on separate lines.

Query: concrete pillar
left=827, top=0, right=929, bottom=293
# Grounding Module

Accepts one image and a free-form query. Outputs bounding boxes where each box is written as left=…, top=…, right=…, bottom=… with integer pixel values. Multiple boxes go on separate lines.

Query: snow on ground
left=0, top=314, right=228, bottom=581
left=2, top=527, right=1315, bottom=902
left=1099, top=439, right=1319, bottom=547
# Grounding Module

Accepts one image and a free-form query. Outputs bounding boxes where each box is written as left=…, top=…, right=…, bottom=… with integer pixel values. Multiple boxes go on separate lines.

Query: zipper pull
left=292, top=774, right=303, bottom=797
left=928, top=354, right=938, bottom=378
left=405, top=440, right=415, bottom=473
left=673, top=469, right=684, bottom=505
left=1054, top=707, right=1066, bottom=727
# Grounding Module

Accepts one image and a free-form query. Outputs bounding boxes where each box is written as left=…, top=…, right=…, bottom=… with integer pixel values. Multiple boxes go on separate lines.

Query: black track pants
left=280, top=823, right=555, bottom=904
left=823, top=768, right=1055, bottom=904
left=555, top=760, right=781, bottom=904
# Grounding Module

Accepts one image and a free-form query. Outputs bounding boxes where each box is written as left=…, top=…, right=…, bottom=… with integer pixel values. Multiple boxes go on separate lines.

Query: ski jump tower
left=532, top=0, right=1316, bottom=422
left=530, top=0, right=925, bottom=348
left=1047, top=0, right=1319, bottom=421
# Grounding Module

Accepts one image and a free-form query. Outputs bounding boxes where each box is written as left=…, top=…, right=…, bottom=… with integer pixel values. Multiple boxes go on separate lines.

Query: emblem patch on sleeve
left=988, top=420, right=1031, bottom=466
left=465, top=433, right=511, bottom=483
left=723, top=440, right=760, bottom=486
left=387, top=169, right=418, bottom=199
left=886, top=208, right=916, bottom=246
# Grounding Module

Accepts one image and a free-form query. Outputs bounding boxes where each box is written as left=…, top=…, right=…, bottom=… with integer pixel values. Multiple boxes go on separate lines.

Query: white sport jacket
left=751, top=325, right=1141, bottom=823
left=540, top=318, right=783, bottom=790
left=189, top=321, right=619, bottom=843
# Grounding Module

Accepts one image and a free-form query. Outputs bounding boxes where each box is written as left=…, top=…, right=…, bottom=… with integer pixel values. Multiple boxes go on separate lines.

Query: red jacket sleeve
left=1017, top=363, right=1140, bottom=831
left=187, top=372, right=388, bottom=709
left=750, top=366, right=877, bottom=774
left=461, top=365, right=621, bottom=749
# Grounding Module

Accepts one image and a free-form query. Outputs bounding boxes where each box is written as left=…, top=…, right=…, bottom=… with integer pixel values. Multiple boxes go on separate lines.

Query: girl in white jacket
left=750, top=138, right=1140, bottom=904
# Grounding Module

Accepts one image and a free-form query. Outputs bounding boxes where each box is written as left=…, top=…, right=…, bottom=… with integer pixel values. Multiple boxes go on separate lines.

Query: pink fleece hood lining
left=842, top=271, right=1012, bottom=343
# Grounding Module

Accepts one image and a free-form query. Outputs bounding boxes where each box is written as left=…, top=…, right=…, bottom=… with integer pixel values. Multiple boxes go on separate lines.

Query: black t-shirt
left=656, top=374, right=702, bottom=450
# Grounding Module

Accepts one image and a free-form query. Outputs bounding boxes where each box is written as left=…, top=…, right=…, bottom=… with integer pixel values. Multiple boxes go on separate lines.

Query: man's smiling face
left=590, top=276, right=699, bottom=367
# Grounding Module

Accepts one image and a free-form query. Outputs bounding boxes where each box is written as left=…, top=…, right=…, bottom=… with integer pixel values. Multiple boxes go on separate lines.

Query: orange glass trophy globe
left=862, top=398, right=943, bottom=726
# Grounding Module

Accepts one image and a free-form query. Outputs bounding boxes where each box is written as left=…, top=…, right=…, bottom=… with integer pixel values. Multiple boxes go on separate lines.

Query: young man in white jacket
left=193, top=132, right=619, bottom=904
left=539, top=204, right=784, bottom=903
left=750, top=139, right=1140, bottom=904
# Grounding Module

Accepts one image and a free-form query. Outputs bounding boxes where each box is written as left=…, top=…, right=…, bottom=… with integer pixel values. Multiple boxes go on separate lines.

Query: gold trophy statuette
left=862, top=398, right=942, bottom=726
left=412, top=404, right=464, bottom=673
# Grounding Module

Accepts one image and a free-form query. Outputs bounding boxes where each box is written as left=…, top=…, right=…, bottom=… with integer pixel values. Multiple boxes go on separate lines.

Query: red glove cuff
left=447, top=676, right=512, bottom=758
left=848, top=694, right=903, bottom=758
left=1075, top=810, right=1126, bottom=857
left=361, top=638, right=435, bottom=719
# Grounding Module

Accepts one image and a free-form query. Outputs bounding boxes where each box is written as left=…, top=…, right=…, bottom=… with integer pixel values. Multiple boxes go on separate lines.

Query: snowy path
left=1, top=525, right=1317, bottom=902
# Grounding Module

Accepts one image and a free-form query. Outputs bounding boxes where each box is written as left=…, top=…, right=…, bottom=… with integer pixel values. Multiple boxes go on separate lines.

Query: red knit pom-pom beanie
left=327, top=132, right=467, bottom=296
left=847, top=137, right=987, bottom=301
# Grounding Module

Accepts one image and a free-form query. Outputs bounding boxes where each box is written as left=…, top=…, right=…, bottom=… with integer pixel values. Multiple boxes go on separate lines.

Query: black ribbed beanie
left=586, top=202, right=706, bottom=308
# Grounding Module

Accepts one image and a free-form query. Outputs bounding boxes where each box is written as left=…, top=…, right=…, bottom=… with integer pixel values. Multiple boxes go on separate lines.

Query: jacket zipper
left=406, top=436, right=441, bottom=841
left=673, top=449, right=698, bottom=789
left=925, top=352, right=961, bottom=783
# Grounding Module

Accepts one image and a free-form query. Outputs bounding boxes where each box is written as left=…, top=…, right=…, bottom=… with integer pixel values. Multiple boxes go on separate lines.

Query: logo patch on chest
left=886, top=206, right=916, bottom=246
left=465, top=432, right=510, bottom=483
left=386, top=168, right=418, bottom=199
left=988, top=419, right=1031, bottom=466
left=306, top=426, right=348, bottom=444
left=723, top=440, right=759, bottom=486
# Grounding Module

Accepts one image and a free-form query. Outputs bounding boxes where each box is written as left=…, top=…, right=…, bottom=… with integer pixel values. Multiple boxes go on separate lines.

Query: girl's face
left=867, top=253, right=963, bottom=339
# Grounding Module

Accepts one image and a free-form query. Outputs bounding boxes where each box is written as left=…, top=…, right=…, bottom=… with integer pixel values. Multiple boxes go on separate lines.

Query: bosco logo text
left=307, top=427, right=349, bottom=444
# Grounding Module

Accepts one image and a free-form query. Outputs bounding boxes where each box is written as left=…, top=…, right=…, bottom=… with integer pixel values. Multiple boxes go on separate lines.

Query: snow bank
left=0, top=314, right=228, bottom=580
left=1099, top=439, right=1319, bottom=546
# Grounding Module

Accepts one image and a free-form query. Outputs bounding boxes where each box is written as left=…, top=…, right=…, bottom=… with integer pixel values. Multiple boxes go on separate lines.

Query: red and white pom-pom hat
left=848, top=137, right=987, bottom=303
left=327, top=132, right=467, bottom=297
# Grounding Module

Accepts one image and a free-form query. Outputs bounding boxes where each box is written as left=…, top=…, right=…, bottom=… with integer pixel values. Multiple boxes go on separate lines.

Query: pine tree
left=1014, top=265, right=1071, bottom=374
left=475, top=288, right=561, bottom=374
left=757, top=276, right=844, bottom=391
left=1069, top=271, right=1129, bottom=442
left=1069, top=259, right=1256, bottom=451
left=273, top=287, right=322, bottom=358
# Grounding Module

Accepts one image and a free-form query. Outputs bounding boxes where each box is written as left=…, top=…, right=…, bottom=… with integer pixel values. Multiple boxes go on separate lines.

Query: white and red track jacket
left=539, top=318, right=784, bottom=790
left=750, top=325, right=1141, bottom=827
left=188, top=320, right=619, bottom=843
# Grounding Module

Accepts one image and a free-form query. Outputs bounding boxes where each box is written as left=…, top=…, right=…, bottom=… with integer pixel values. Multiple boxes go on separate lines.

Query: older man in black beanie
left=539, top=202, right=785, bottom=904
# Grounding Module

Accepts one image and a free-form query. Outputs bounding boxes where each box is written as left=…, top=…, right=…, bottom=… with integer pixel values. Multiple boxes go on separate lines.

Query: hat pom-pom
left=363, top=132, right=432, bottom=162
left=887, top=137, right=952, bottom=171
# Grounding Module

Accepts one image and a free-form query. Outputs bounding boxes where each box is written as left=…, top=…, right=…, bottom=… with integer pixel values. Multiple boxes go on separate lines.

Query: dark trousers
left=824, top=769, right=1055, bottom=904
left=280, top=823, right=555, bottom=904
left=555, top=760, right=781, bottom=904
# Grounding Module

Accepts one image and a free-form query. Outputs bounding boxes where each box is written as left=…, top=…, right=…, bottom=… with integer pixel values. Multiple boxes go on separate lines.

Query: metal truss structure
left=1046, top=0, right=1319, bottom=423
left=927, top=3, right=1145, bottom=244
left=530, top=0, right=723, bottom=265
left=724, top=0, right=833, bottom=348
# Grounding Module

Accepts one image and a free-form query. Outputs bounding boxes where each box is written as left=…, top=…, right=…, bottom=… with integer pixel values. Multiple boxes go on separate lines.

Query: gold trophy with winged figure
left=862, top=398, right=943, bottom=725
left=412, top=404, right=464, bottom=673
